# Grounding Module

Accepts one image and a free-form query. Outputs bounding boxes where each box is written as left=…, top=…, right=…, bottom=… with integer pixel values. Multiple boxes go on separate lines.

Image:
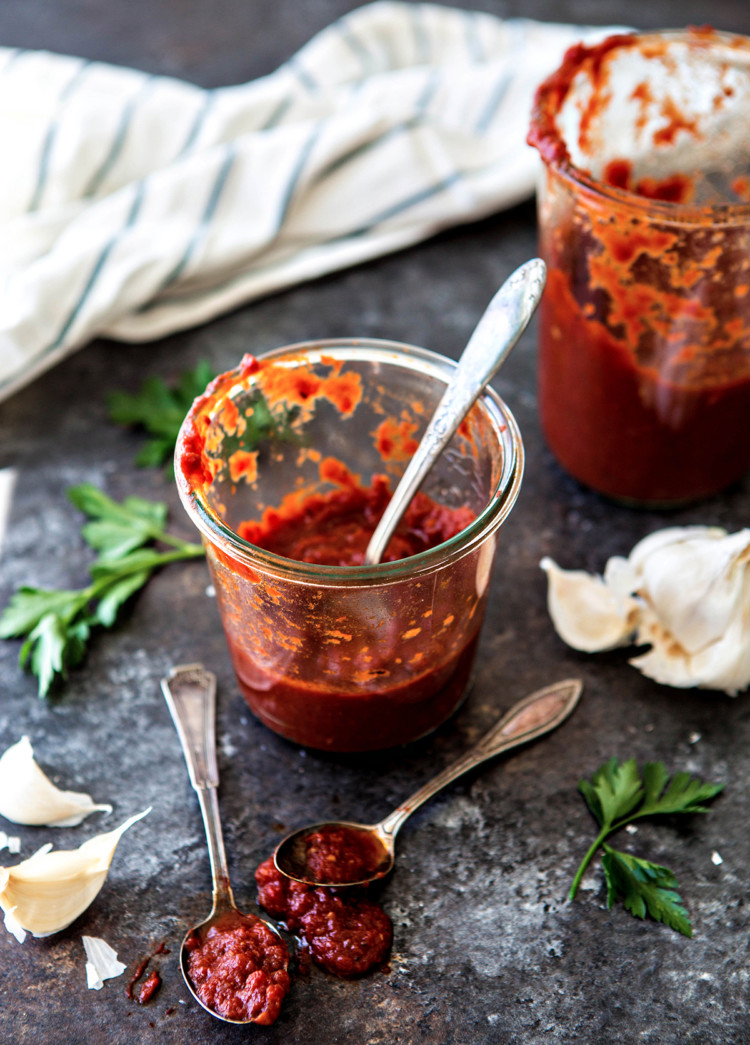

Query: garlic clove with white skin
left=0, top=736, right=112, bottom=827
left=540, top=556, right=640, bottom=652
left=628, top=528, right=750, bottom=655
left=541, top=526, right=750, bottom=696
left=0, top=808, right=149, bottom=942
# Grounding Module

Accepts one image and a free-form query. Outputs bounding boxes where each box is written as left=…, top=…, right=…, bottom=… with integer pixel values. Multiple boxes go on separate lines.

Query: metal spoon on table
left=274, top=677, right=582, bottom=888
left=363, top=257, right=546, bottom=566
left=162, top=663, right=287, bottom=1026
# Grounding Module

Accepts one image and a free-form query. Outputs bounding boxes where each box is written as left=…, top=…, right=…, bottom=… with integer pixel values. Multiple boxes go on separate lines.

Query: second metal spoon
left=162, top=663, right=288, bottom=1026
left=274, top=677, right=582, bottom=888
left=364, top=257, right=546, bottom=565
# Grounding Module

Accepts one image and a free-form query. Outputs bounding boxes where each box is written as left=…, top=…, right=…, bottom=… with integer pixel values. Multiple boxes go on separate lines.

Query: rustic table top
left=1, top=2, right=749, bottom=1043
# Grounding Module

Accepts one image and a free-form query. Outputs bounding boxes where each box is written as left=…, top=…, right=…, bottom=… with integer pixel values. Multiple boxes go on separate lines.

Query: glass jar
left=175, top=339, right=523, bottom=752
left=528, top=29, right=750, bottom=506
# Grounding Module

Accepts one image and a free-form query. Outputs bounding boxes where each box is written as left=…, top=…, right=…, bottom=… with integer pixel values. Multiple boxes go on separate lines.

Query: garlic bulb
left=541, top=526, right=750, bottom=696
left=0, top=808, right=149, bottom=942
left=0, top=736, right=112, bottom=827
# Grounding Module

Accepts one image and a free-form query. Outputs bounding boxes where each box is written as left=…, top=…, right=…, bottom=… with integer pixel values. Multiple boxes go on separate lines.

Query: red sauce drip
left=126, top=941, right=170, bottom=1001
left=184, top=911, right=290, bottom=1025
left=255, top=857, right=392, bottom=978
left=137, top=970, right=161, bottom=1005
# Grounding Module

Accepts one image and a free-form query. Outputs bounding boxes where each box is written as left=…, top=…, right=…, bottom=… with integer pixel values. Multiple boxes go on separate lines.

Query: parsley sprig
left=569, top=757, right=724, bottom=936
left=0, top=484, right=205, bottom=696
left=107, top=361, right=216, bottom=470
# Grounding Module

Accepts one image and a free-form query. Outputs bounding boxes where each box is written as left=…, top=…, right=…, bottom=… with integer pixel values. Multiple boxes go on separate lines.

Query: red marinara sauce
left=238, top=473, right=473, bottom=566
left=528, top=30, right=750, bottom=505
left=303, top=825, right=388, bottom=885
left=255, top=857, right=392, bottom=977
left=224, top=476, right=479, bottom=751
left=184, top=911, right=290, bottom=1024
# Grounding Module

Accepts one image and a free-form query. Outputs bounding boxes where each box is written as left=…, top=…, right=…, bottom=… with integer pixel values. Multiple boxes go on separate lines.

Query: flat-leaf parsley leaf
left=0, top=484, right=205, bottom=696
left=569, top=757, right=723, bottom=936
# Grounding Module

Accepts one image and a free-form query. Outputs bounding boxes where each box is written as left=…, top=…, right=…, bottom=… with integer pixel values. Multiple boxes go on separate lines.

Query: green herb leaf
left=578, top=756, right=644, bottom=828
left=1, top=486, right=204, bottom=696
left=638, top=764, right=725, bottom=818
left=107, top=362, right=216, bottom=471
left=568, top=757, right=723, bottom=934
left=601, top=846, right=693, bottom=937
left=0, top=586, right=86, bottom=638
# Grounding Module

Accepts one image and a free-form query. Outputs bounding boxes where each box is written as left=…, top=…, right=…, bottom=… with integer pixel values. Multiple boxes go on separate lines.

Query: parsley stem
left=568, top=826, right=612, bottom=900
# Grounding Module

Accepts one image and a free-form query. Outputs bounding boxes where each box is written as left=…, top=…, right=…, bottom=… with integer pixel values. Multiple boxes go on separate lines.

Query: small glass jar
left=528, top=29, right=750, bottom=506
left=175, top=339, right=523, bottom=752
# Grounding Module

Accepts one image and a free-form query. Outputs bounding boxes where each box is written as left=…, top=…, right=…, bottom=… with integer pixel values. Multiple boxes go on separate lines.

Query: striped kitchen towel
left=0, top=1, right=614, bottom=401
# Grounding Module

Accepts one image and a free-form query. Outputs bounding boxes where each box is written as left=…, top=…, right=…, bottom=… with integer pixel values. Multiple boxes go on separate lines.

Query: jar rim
left=528, top=27, right=750, bottom=224
left=175, top=338, right=524, bottom=586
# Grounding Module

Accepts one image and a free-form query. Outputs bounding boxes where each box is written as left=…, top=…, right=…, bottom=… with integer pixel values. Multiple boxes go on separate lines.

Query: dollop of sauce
left=184, top=912, right=290, bottom=1025
left=302, top=825, right=387, bottom=885
left=255, top=857, right=392, bottom=978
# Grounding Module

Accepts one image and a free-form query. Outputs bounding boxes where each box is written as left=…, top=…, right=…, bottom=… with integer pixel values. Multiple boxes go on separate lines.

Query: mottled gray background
left=1, top=2, right=749, bottom=1043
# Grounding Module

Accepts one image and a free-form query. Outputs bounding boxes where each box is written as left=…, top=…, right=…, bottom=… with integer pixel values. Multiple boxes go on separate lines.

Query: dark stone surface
left=1, top=2, right=749, bottom=1043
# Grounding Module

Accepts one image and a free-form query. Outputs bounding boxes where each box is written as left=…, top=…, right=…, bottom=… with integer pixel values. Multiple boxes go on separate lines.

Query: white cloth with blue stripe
left=0, top=1, right=609, bottom=401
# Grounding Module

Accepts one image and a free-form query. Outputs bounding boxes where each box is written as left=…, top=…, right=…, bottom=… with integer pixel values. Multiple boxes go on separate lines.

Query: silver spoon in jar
left=364, top=257, right=546, bottom=566
left=162, top=663, right=289, bottom=1026
left=274, top=677, right=582, bottom=888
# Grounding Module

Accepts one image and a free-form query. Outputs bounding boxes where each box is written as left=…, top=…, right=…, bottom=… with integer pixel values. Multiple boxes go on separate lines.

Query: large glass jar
left=529, top=29, right=750, bottom=506
left=175, top=340, right=523, bottom=751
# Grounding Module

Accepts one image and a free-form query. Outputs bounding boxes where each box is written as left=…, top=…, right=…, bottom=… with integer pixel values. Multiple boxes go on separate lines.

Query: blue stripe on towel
left=261, top=95, right=294, bottom=131
left=464, top=12, right=486, bottom=62
left=308, top=117, right=418, bottom=187
left=409, top=5, right=430, bottom=66
left=287, top=55, right=318, bottom=92
left=273, top=120, right=323, bottom=232
left=178, top=90, right=216, bottom=155
left=82, top=75, right=155, bottom=197
left=137, top=169, right=463, bottom=313
left=157, top=142, right=237, bottom=291
left=348, top=172, right=463, bottom=236
left=475, top=70, right=512, bottom=134
left=28, top=59, right=92, bottom=212
left=48, top=179, right=146, bottom=351
left=337, top=20, right=375, bottom=75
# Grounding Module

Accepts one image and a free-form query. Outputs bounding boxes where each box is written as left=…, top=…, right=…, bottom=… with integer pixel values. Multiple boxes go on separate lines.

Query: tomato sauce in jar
left=528, top=29, right=750, bottom=505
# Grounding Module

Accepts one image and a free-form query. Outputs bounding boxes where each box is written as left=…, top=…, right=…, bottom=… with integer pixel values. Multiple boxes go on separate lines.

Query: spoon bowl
left=162, top=663, right=290, bottom=1026
left=274, top=678, right=582, bottom=888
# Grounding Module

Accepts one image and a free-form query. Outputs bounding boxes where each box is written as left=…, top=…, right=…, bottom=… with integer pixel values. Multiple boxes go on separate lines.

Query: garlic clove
left=0, top=736, right=112, bottom=827
left=0, top=808, right=149, bottom=941
left=540, top=556, right=639, bottom=652
left=630, top=528, right=750, bottom=655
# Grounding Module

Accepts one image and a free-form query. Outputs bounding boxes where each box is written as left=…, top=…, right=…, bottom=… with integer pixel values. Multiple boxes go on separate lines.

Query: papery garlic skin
left=0, top=808, right=149, bottom=941
left=82, top=935, right=127, bottom=989
left=541, top=527, right=750, bottom=696
left=0, top=736, right=112, bottom=827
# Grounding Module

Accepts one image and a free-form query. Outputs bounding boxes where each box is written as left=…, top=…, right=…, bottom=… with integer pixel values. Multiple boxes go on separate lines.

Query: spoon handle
left=378, top=678, right=582, bottom=841
left=162, top=663, right=235, bottom=910
left=364, top=258, right=546, bottom=565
